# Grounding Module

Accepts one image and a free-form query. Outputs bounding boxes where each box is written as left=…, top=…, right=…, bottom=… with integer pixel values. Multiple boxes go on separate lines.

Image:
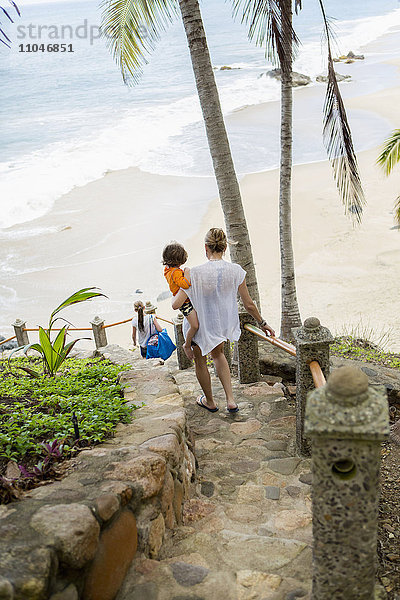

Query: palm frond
left=8, top=1, right=20, bottom=17
left=294, top=0, right=302, bottom=14
left=0, top=27, right=11, bottom=46
left=0, top=1, right=19, bottom=46
left=100, top=0, right=178, bottom=84
left=319, top=0, right=365, bottom=224
left=377, top=130, right=400, bottom=176
left=231, top=0, right=300, bottom=70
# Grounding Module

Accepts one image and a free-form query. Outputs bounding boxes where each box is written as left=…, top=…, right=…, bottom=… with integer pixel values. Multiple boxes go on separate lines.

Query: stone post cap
left=90, top=316, right=104, bottom=326
left=305, top=366, right=389, bottom=440
left=293, top=316, right=333, bottom=346
left=174, top=313, right=184, bottom=324
left=13, top=319, right=26, bottom=327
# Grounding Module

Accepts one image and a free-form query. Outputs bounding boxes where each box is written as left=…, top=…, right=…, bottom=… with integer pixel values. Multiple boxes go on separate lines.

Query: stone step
left=117, top=357, right=312, bottom=599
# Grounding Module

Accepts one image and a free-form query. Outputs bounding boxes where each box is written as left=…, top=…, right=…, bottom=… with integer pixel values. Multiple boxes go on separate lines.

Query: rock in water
left=316, top=73, right=351, bottom=83
left=156, top=290, right=172, bottom=302
left=347, top=50, right=364, bottom=60
left=261, top=69, right=311, bottom=87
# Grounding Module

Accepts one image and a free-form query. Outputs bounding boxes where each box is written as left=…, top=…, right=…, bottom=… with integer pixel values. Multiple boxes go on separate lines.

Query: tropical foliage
left=0, top=1, right=20, bottom=47
left=0, top=357, right=133, bottom=502
left=377, top=129, right=400, bottom=226
left=9, top=287, right=106, bottom=377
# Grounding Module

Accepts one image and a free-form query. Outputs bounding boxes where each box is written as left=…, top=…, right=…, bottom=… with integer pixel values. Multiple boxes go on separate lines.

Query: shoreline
left=2, top=29, right=400, bottom=351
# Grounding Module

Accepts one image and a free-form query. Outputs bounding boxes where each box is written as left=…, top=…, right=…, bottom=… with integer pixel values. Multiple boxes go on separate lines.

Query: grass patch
left=0, top=356, right=134, bottom=468
left=331, top=336, right=400, bottom=370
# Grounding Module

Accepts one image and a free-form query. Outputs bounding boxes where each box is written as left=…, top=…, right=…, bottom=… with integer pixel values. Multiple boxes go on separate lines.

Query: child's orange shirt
left=164, top=266, right=190, bottom=296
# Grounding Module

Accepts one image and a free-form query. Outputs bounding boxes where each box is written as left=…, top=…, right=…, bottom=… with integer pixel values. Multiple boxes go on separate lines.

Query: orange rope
left=21, top=314, right=173, bottom=334
left=102, top=318, right=132, bottom=329
left=155, top=315, right=174, bottom=325
left=0, top=335, right=17, bottom=346
left=24, top=327, right=92, bottom=332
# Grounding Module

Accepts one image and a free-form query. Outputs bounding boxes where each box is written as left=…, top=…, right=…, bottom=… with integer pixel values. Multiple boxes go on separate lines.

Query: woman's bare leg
left=210, top=342, right=237, bottom=410
left=193, top=345, right=217, bottom=409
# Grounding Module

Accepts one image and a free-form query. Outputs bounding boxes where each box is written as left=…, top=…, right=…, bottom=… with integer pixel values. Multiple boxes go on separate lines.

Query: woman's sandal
left=196, top=395, right=219, bottom=413
left=227, top=405, right=239, bottom=413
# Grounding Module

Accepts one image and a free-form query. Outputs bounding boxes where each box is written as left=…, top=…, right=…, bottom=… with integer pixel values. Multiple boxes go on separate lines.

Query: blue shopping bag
left=146, top=328, right=176, bottom=361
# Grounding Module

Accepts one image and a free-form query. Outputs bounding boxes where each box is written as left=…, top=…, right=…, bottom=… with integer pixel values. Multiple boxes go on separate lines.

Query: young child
left=162, top=242, right=198, bottom=360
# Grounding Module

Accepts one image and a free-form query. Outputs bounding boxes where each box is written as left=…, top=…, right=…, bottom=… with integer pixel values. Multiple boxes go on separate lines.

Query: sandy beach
left=2, top=28, right=400, bottom=352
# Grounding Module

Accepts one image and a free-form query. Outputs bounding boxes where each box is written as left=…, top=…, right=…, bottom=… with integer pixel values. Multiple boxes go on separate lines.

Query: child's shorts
left=180, top=298, right=194, bottom=317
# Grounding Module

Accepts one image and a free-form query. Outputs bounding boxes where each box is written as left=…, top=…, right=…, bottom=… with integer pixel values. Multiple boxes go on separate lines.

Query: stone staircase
left=117, top=357, right=313, bottom=600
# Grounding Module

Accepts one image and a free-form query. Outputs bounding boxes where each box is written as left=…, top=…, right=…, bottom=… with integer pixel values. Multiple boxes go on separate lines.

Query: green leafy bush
left=0, top=357, right=134, bottom=463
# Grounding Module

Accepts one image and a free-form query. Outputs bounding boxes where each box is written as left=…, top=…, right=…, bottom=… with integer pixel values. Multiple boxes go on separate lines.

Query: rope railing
left=102, top=318, right=132, bottom=329
left=0, top=335, right=17, bottom=347
left=9, top=313, right=176, bottom=350
left=155, top=315, right=174, bottom=325
left=20, top=314, right=174, bottom=333
left=23, top=327, right=92, bottom=332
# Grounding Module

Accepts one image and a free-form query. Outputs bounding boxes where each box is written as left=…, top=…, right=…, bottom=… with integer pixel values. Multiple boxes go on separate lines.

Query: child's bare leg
left=183, top=310, right=199, bottom=360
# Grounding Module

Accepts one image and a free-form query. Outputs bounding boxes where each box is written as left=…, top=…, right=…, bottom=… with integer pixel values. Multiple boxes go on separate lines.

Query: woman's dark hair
left=162, top=242, right=188, bottom=267
left=205, top=228, right=227, bottom=254
left=134, top=300, right=145, bottom=332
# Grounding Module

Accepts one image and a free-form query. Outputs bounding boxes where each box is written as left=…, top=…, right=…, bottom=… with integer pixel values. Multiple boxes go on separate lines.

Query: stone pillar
left=238, top=311, right=260, bottom=384
left=305, top=366, right=389, bottom=600
left=12, top=319, right=29, bottom=346
left=293, top=317, right=333, bottom=456
left=91, top=316, right=108, bottom=349
left=173, top=314, right=192, bottom=370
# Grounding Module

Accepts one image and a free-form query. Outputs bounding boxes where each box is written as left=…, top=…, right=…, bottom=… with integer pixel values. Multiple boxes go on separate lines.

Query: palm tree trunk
left=279, top=0, right=301, bottom=341
left=178, top=0, right=260, bottom=309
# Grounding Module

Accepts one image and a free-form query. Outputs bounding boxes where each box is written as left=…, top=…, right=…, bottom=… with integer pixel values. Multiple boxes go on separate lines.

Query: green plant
left=331, top=336, right=400, bottom=370
left=9, top=287, right=106, bottom=377
left=0, top=357, right=134, bottom=463
left=334, top=319, right=393, bottom=352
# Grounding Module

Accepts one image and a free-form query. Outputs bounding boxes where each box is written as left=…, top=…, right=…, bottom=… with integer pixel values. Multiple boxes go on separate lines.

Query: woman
left=172, top=228, right=275, bottom=413
left=132, top=300, right=162, bottom=358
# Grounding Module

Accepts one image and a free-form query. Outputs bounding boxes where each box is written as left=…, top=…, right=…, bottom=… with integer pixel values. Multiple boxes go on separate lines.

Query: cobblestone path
left=118, top=363, right=313, bottom=600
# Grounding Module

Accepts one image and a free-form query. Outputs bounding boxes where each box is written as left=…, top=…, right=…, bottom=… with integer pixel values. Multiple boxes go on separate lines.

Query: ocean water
left=1, top=0, right=400, bottom=229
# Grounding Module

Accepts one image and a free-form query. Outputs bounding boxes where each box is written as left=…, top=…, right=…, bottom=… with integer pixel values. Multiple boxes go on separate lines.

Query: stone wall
left=0, top=346, right=196, bottom=600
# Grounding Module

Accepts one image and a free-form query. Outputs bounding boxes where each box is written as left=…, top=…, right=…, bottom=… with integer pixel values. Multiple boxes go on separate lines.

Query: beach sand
left=2, top=32, right=400, bottom=351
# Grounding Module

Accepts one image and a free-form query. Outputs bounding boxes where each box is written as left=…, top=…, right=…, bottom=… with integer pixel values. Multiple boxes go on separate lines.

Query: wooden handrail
left=244, top=324, right=296, bottom=357
left=309, top=360, right=326, bottom=388
left=0, top=335, right=17, bottom=347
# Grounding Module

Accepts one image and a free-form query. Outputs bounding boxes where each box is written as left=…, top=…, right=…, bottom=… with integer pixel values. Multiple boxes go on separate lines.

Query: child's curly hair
left=162, top=242, right=188, bottom=267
